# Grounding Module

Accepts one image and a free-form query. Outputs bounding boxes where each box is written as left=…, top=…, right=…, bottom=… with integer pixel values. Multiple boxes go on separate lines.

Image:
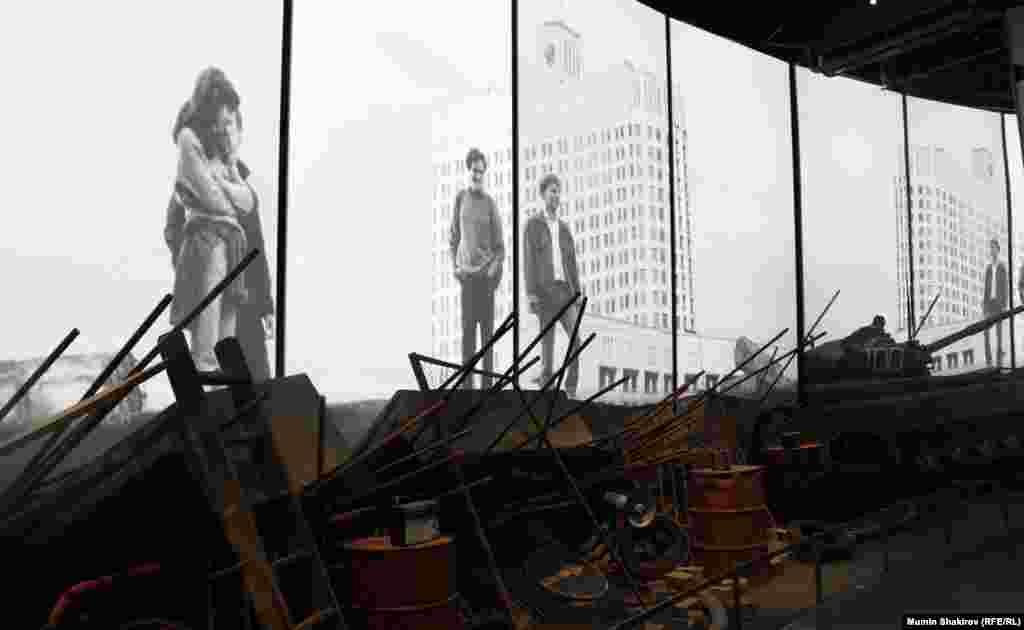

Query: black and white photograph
left=670, top=20, right=798, bottom=400
left=907, top=98, right=1009, bottom=374
left=287, top=2, right=512, bottom=415
left=0, top=2, right=282, bottom=439
left=797, top=70, right=909, bottom=383
left=517, top=0, right=674, bottom=405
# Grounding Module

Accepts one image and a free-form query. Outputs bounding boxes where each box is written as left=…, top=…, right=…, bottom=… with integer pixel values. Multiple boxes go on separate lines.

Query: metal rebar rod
left=317, top=399, right=447, bottom=486
left=485, top=338, right=595, bottom=454
left=621, top=326, right=791, bottom=446
left=595, top=331, right=820, bottom=454
left=8, top=252, right=260, bottom=507
left=21, top=295, right=173, bottom=490
left=367, top=427, right=474, bottom=479
left=436, top=315, right=516, bottom=392
left=0, top=328, right=79, bottom=425
left=505, top=374, right=630, bottom=452
left=410, top=319, right=527, bottom=445
left=334, top=451, right=463, bottom=511
left=506, top=299, right=650, bottom=612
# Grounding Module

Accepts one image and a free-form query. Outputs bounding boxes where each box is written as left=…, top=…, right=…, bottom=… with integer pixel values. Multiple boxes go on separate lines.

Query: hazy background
left=287, top=1, right=511, bottom=401
left=671, top=20, right=798, bottom=365
left=0, top=1, right=283, bottom=411
left=798, top=70, right=905, bottom=343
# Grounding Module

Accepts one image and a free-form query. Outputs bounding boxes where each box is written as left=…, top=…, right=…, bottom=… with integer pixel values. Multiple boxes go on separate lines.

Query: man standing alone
left=450, top=148, right=504, bottom=389
left=524, top=173, right=582, bottom=396
left=984, top=238, right=1008, bottom=367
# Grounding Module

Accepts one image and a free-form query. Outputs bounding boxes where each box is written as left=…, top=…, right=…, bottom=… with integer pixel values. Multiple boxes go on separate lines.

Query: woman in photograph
left=164, top=67, right=275, bottom=380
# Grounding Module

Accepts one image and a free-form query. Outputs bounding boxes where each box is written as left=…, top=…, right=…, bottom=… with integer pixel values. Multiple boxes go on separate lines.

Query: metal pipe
left=789, top=62, right=808, bottom=406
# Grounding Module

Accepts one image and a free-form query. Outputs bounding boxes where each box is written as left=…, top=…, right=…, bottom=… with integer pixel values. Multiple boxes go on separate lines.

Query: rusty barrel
left=341, top=535, right=462, bottom=629
left=688, top=465, right=775, bottom=576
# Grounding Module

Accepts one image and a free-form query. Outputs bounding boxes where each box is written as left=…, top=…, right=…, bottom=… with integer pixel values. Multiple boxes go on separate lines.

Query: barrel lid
left=396, top=499, right=437, bottom=515
left=344, top=535, right=453, bottom=552
left=763, top=442, right=821, bottom=452
left=690, top=464, right=764, bottom=476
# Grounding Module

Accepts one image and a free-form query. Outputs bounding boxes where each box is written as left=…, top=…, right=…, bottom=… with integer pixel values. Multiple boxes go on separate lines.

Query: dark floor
left=780, top=489, right=1024, bottom=630
left=513, top=487, right=1024, bottom=629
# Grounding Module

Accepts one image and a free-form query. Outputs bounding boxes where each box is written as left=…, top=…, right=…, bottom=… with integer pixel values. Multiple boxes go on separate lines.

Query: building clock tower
left=537, top=18, right=582, bottom=84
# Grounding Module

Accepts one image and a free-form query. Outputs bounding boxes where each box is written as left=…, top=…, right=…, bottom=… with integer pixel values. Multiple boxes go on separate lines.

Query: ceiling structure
left=643, top=0, right=1021, bottom=114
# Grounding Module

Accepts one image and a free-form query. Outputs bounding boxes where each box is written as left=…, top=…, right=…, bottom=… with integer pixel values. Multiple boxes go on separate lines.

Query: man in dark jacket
left=523, top=173, right=582, bottom=396
left=984, top=238, right=1008, bottom=367
left=449, top=148, right=504, bottom=389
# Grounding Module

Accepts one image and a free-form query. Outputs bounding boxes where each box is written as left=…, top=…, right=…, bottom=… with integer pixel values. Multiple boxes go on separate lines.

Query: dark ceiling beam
left=886, top=46, right=1003, bottom=89
left=815, top=0, right=963, bottom=54
left=817, top=8, right=999, bottom=77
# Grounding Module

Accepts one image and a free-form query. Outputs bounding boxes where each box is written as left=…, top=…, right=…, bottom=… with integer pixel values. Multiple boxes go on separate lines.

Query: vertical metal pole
left=788, top=64, right=808, bottom=407
left=511, top=0, right=520, bottom=389
left=1003, top=114, right=1016, bottom=369
left=274, top=0, right=294, bottom=378
left=902, top=94, right=917, bottom=338
left=1006, top=10, right=1024, bottom=371
left=665, top=15, right=680, bottom=416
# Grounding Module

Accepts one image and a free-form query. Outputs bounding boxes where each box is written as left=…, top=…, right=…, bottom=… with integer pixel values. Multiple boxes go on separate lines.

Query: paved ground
left=780, top=489, right=1024, bottom=629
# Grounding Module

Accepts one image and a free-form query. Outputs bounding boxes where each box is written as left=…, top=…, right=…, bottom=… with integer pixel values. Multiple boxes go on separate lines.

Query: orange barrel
left=688, top=465, right=775, bottom=576
left=342, top=535, right=462, bottom=630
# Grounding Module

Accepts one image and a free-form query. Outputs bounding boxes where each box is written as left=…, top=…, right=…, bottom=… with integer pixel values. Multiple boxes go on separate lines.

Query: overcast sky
left=0, top=1, right=282, bottom=410
left=671, top=21, right=797, bottom=354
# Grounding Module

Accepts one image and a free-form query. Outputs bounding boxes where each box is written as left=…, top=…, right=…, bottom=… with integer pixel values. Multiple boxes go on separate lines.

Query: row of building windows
left=524, top=123, right=667, bottom=163
left=932, top=348, right=975, bottom=372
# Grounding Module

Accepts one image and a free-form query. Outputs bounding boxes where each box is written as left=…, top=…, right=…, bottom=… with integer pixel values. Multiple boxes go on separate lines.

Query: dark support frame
left=1003, top=114, right=1016, bottom=369
left=788, top=64, right=808, bottom=406
left=511, top=0, right=521, bottom=388
left=275, top=0, right=294, bottom=379
left=902, top=93, right=917, bottom=341
left=665, top=15, right=680, bottom=413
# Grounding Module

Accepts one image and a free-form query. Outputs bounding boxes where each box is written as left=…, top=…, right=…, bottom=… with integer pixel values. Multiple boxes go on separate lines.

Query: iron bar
left=0, top=328, right=79, bottom=425
left=507, top=296, right=650, bottom=612
left=789, top=62, right=808, bottom=406
left=665, top=12, right=680, bottom=416
left=19, top=295, right=172, bottom=490
left=1002, top=112, right=1016, bottom=369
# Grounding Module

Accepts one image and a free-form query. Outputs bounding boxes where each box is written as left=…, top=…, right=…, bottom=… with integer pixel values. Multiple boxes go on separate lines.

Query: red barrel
left=342, top=535, right=462, bottom=629
left=688, top=465, right=776, bottom=576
